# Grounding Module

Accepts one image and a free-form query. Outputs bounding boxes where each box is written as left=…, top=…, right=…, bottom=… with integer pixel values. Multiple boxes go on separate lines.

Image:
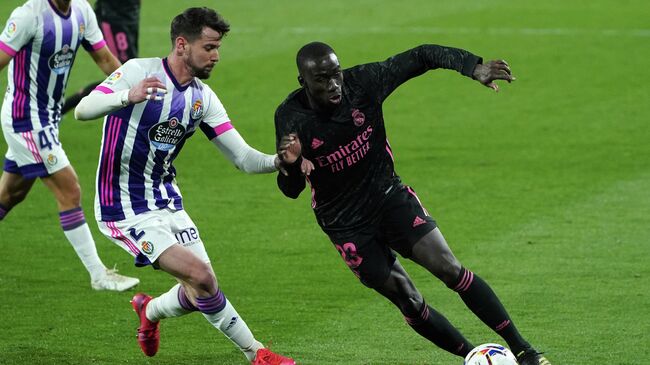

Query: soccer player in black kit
left=274, top=42, right=552, bottom=365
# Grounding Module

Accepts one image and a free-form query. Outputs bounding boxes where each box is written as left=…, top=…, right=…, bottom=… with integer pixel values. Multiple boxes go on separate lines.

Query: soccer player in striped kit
left=62, top=0, right=141, bottom=115
left=0, top=0, right=139, bottom=291
left=75, top=7, right=296, bottom=365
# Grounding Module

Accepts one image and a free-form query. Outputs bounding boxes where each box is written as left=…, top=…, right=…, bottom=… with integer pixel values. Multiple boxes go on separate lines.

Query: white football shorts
left=98, top=208, right=210, bottom=267
left=2, top=124, right=70, bottom=179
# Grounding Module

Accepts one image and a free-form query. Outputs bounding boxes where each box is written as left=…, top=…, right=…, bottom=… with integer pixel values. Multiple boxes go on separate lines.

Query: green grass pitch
left=0, top=1, right=648, bottom=364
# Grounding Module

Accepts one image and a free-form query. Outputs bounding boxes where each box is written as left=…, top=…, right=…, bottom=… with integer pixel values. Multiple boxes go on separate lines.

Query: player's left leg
left=372, top=260, right=474, bottom=357
left=145, top=211, right=294, bottom=364
left=0, top=169, right=36, bottom=220
left=384, top=185, right=549, bottom=363
left=409, top=228, right=535, bottom=358
left=41, top=165, right=138, bottom=291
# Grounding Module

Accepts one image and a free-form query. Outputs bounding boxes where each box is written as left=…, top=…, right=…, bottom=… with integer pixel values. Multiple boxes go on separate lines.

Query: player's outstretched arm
left=472, top=59, right=515, bottom=92
left=75, top=77, right=166, bottom=120
left=211, top=129, right=279, bottom=174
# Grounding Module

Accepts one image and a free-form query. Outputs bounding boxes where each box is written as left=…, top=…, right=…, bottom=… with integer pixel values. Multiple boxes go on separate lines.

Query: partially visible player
left=274, top=42, right=552, bottom=365
left=0, top=0, right=139, bottom=291
left=75, top=7, right=296, bottom=365
left=61, top=0, right=141, bottom=114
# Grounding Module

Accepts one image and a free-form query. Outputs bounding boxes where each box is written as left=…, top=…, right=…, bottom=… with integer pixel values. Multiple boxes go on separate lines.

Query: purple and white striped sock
left=59, top=207, right=86, bottom=231
left=197, top=289, right=260, bottom=360
left=196, top=289, right=227, bottom=314
left=178, top=285, right=199, bottom=312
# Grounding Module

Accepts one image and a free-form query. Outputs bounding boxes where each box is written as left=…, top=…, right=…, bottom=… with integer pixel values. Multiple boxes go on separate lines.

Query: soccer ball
left=463, top=343, right=518, bottom=365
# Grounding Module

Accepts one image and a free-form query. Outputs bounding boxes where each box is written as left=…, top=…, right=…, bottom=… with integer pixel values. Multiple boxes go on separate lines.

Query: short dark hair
left=296, top=42, right=335, bottom=70
left=170, top=7, right=230, bottom=45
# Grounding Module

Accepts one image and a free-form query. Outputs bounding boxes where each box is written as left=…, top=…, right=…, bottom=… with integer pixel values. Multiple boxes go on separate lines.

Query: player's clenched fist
left=128, top=76, right=167, bottom=104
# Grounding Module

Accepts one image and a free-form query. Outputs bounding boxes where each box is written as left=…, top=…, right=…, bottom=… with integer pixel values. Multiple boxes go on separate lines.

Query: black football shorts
left=326, top=185, right=437, bottom=288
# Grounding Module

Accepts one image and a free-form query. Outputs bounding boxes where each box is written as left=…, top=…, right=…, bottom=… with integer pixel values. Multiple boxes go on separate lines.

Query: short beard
left=192, top=67, right=211, bottom=80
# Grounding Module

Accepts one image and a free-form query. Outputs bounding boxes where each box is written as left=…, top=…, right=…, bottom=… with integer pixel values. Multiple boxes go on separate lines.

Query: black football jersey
left=276, top=45, right=481, bottom=232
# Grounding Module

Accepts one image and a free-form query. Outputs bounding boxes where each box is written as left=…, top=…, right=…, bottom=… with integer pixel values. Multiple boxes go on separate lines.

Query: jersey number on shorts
left=335, top=242, right=363, bottom=269
left=38, top=126, right=60, bottom=151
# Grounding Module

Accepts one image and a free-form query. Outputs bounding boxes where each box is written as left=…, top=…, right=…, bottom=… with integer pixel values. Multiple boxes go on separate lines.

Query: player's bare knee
left=438, top=258, right=462, bottom=287
left=59, top=183, right=82, bottom=207
left=189, top=263, right=216, bottom=293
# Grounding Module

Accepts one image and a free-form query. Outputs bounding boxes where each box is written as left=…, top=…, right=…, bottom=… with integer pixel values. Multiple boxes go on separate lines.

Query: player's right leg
left=102, top=210, right=294, bottom=364
left=0, top=129, right=39, bottom=219
left=328, top=228, right=473, bottom=357
left=373, top=261, right=474, bottom=357
left=41, top=164, right=139, bottom=291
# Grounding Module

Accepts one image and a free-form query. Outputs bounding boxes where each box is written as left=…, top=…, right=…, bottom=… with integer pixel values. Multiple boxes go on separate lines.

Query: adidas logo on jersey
left=412, top=216, right=426, bottom=227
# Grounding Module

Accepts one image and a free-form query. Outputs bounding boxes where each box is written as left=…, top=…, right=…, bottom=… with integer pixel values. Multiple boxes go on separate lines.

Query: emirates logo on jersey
left=148, top=117, right=186, bottom=151
left=49, top=44, right=75, bottom=75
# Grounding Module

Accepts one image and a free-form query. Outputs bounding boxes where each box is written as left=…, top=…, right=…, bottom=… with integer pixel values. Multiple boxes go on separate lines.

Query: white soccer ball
left=463, top=343, right=518, bottom=365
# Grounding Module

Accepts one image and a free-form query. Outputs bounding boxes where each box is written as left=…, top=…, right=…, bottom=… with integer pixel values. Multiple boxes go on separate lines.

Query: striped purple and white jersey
left=94, top=57, right=234, bottom=222
left=0, top=0, right=106, bottom=132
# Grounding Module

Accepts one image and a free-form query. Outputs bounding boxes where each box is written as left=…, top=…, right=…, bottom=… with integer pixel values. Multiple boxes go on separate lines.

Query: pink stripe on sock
left=213, top=122, right=233, bottom=136
left=495, top=319, right=511, bottom=331
left=459, top=271, right=474, bottom=292
left=420, top=304, right=430, bottom=321
left=454, top=270, right=471, bottom=292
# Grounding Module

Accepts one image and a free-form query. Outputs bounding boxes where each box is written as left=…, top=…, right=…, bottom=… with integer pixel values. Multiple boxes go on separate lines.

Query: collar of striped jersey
left=162, top=57, right=192, bottom=92
left=47, top=0, right=72, bottom=19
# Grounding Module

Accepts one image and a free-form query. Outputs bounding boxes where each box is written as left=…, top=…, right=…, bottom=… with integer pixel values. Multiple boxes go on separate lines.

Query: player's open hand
left=472, top=60, right=515, bottom=92
left=128, top=77, right=167, bottom=104
left=278, top=134, right=301, bottom=164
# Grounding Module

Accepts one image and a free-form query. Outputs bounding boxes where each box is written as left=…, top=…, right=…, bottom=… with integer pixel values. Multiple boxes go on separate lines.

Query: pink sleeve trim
left=0, top=41, right=17, bottom=57
left=94, top=85, right=114, bottom=94
left=213, top=121, right=234, bottom=137
left=91, top=40, right=107, bottom=51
